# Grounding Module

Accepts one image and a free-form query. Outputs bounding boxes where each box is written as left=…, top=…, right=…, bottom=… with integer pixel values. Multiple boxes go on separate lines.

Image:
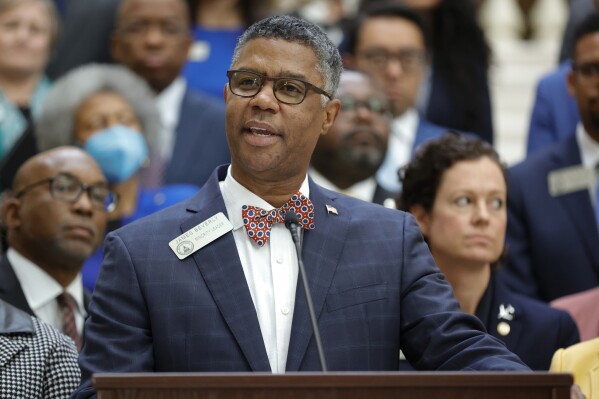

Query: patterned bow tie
left=242, top=191, right=315, bottom=247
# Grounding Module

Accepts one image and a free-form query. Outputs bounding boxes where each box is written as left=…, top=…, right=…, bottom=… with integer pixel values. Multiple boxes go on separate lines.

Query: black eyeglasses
left=14, top=173, right=118, bottom=212
left=339, top=97, right=389, bottom=115
left=573, top=62, right=599, bottom=79
left=357, top=48, right=426, bottom=72
left=226, top=70, right=333, bottom=105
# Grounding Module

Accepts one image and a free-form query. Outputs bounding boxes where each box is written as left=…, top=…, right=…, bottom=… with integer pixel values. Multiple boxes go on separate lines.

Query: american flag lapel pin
left=325, top=204, right=338, bottom=215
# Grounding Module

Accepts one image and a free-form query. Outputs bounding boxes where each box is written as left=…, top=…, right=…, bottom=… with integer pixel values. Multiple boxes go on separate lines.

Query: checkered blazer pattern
left=0, top=302, right=80, bottom=399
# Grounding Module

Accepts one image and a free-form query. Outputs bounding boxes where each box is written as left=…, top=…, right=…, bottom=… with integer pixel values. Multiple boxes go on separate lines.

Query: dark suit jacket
left=163, top=88, right=230, bottom=187
left=526, top=62, right=580, bottom=156
left=400, top=273, right=580, bottom=371
left=502, top=134, right=599, bottom=301
left=74, top=165, right=528, bottom=398
left=0, top=255, right=90, bottom=316
left=477, top=274, right=579, bottom=370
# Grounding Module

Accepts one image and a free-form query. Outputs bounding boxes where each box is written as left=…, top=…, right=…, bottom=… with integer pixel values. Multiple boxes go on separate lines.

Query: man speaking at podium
left=73, top=12, right=529, bottom=398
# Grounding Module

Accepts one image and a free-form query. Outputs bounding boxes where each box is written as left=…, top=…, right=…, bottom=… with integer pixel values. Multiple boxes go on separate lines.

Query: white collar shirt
left=156, top=77, right=186, bottom=162
left=309, top=167, right=376, bottom=202
left=219, top=166, right=309, bottom=373
left=7, top=247, right=87, bottom=333
left=376, top=108, right=419, bottom=193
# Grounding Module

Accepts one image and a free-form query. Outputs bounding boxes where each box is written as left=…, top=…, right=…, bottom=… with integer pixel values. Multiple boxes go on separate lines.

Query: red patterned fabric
left=57, top=292, right=82, bottom=351
left=242, top=191, right=315, bottom=247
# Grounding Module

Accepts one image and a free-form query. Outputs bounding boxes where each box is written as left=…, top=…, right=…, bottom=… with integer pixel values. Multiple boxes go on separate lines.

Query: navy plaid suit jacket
left=74, top=165, right=528, bottom=398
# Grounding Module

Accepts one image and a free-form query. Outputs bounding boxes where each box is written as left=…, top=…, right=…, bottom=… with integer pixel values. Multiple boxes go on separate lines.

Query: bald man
left=0, top=147, right=113, bottom=350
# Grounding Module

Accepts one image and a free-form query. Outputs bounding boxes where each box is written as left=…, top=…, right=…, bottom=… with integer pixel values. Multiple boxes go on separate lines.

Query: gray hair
left=231, top=15, right=343, bottom=101
left=35, top=64, right=161, bottom=153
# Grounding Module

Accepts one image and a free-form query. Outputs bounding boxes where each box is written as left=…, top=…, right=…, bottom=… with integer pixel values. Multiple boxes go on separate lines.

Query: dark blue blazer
left=74, top=165, right=528, bottom=397
left=477, top=274, right=579, bottom=370
left=163, top=88, right=230, bottom=187
left=400, top=273, right=579, bottom=371
left=413, top=117, right=448, bottom=151
left=526, top=62, right=580, bottom=156
left=502, top=134, right=599, bottom=301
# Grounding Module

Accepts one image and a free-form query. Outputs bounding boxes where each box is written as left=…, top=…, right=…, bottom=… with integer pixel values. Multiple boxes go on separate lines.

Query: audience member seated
left=182, top=0, right=274, bottom=99
left=398, top=133, right=580, bottom=370
left=35, top=64, right=199, bottom=290
left=111, top=0, right=229, bottom=187
left=0, top=0, right=58, bottom=164
left=310, top=70, right=394, bottom=206
left=0, top=147, right=111, bottom=350
left=552, top=286, right=599, bottom=341
left=343, top=3, right=451, bottom=194
left=0, top=298, right=80, bottom=397
left=501, top=12, right=599, bottom=302
left=526, top=62, right=580, bottom=156
left=356, top=0, right=493, bottom=144
left=45, top=0, right=121, bottom=79
left=551, top=337, right=599, bottom=399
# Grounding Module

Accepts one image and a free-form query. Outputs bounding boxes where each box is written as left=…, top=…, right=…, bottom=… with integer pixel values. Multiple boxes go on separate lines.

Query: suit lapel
left=179, top=166, right=270, bottom=372
left=552, top=137, right=599, bottom=270
left=286, top=182, right=350, bottom=371
left=0, top=257, right=34, bottom=316
left=0, top=335, right=27, bottom=369
left=488, top=277, right=522, bottom=352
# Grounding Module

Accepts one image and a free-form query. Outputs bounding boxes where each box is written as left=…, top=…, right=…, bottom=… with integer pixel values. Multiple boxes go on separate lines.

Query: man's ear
left=320, top=98, right=341, bottom=136
left=1, top=196, right=22, bottom=231
left=566, top=68, right=576, bottom=97
left=409, top=204, right=430, bottom=236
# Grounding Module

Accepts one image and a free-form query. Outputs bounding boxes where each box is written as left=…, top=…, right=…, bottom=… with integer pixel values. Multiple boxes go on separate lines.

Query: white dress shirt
left=156, top=77, right=186, bottom=162
left=309, top=167, right=377, bottom=202
left=376, top=108, right=419, bottom=193
left=219, top=166, right=309, bottom=373
left=7, top=248, right=87, bottom=334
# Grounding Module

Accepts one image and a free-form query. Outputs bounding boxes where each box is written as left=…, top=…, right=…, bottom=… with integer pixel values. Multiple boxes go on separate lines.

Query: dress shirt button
left=276, top=257, right=284, bottom=264
left=281, top=307, right=290, bottom=315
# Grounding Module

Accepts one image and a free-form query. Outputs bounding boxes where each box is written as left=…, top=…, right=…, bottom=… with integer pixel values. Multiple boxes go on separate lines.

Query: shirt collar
left=7, top=248, right=87, bottom=318
left=156, top=77, right=186, bottom=132
left=220, top=165, right=310, bottom=230
left=391, top=108, right=419, bottom=140
left=309, top=167, right=376, bottom=202
left=577, top=123, right=599, bottom=170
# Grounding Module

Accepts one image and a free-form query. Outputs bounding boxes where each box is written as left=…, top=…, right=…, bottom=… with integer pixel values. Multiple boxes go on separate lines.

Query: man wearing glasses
left=343, top=3, right=452, bottom=195
left=0, top=146, right=114, bottom=352
left=74, top=14, right=529, bottom=398
left=502, top=12, right=599, bottom=303
left=310, top=70, right=395, bottom=206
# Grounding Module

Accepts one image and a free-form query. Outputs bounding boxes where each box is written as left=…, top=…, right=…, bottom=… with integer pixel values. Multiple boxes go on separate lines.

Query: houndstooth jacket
left=0, top=299, right=80, bottom=398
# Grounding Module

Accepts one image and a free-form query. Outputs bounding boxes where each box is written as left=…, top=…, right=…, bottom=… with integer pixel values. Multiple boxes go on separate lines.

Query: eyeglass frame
left=338, top=96, right=391, bottom=116
left=226, top=69, right=333, bottom=105
left=572, top=62, right=599, bottom=79
left=14, top=173, right=119, bottom=212
left=356, top=48, right=427, bottom=72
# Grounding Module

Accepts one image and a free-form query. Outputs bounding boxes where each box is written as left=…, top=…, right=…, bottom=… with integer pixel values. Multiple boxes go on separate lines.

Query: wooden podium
left=93, top=372, right=573, bottom=399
